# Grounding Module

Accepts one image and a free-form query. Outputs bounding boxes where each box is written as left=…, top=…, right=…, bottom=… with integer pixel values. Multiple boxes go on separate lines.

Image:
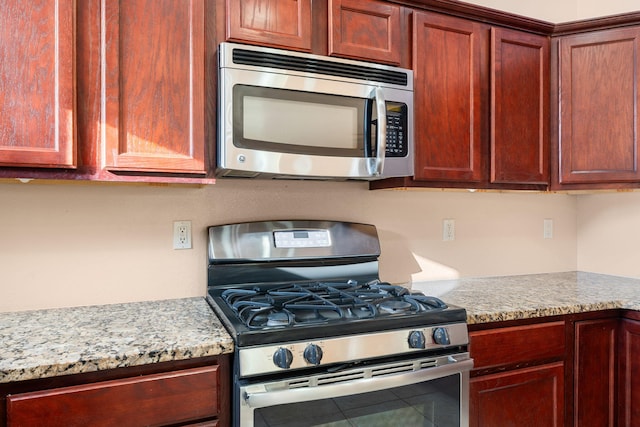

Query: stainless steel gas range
left=206, top=220, right=472, bottom=427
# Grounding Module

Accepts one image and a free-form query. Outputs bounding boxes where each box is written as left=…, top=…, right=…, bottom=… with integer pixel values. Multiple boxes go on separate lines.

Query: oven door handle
left=243, top=357, right=473, bottom=409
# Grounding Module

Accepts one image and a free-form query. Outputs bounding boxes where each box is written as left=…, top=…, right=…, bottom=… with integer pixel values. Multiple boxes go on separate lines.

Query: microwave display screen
left=234, top=85, right=366, bottom=156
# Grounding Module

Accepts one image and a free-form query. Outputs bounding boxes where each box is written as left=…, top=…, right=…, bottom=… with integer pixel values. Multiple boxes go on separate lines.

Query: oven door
left=238, top=353, right=473, bottom=427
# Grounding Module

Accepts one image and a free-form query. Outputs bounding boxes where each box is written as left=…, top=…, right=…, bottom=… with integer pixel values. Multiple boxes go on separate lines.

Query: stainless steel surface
left=369, top=87, right=386, bottom=177
left=238, top=323, right=469, bottom=377
left=217, top=42, right=414, bottom=180
left=239, top=353, right=472, bottom=427
left=208, top=220, right=380, bottom=263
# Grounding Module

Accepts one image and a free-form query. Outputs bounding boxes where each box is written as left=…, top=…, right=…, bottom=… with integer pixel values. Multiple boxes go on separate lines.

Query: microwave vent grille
left=232, top=48, right=408, bottom=87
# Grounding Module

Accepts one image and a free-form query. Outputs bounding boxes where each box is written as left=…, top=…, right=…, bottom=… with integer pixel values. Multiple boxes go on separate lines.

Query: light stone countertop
left=0, top=297, right=233, bottom=384
left=411, top=271, right=640, bottom=324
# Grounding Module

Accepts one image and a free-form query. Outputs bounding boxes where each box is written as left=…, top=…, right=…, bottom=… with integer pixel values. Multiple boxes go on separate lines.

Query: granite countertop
left=0, top=297, right=233, bottom=384
left=412, top=271, right=640, bottom=324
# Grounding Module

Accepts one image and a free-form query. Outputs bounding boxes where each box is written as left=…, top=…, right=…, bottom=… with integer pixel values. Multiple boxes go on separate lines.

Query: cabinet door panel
left=470, top=362, right=564, bottom=427
left=0, top=0, right=75, bottom=168
left=558, top=27, right=640, bottom=184
left=619, top=319, right=640, bottom=427
left=491, top=28, right=549, bottom=184
left=226, top=0, right=312, bottom=51
left=574, top=319, right=617, bottom=427
left=413, top=12, right=484, bottom=182
left=103, top=0, right=205, bottom=174
left=329, top=0, right=401, bottom=65
left=6, top=366, right=220, bottom=426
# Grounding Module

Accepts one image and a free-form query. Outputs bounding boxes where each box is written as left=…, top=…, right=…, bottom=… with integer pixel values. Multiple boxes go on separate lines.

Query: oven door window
left=253, top=374, right=460, bottom=427
left=233, top=85, right=373, bottom=157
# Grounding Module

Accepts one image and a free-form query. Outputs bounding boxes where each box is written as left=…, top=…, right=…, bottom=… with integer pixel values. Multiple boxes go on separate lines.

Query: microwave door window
left=234, top=86, right=366, bottom=157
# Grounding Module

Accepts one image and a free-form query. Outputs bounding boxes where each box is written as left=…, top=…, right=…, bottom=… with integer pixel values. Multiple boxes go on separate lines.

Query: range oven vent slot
left=231, top=48, right=409, bottom=87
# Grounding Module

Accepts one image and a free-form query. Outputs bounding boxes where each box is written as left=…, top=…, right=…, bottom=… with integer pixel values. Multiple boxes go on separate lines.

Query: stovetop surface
left=207, top=279, right=467, bottom=347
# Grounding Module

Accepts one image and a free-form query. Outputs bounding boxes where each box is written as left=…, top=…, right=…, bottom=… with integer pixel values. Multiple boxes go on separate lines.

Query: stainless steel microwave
left=217, top=43, right=414, bottom=180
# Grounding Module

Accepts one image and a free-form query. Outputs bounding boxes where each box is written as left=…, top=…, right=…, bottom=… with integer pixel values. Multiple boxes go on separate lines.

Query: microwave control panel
left=385, top=102, right=408, bottom=157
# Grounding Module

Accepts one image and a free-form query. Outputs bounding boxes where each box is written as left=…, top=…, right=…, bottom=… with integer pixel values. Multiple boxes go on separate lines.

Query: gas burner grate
left=220, top=280, right=447, bottom=329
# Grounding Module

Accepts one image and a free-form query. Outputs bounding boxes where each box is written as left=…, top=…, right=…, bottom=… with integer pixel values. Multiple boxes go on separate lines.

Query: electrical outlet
left=443, top=219, right=455, bottom=241
left=543, top=219, right=553, bottom=239
left=173, top=220, right=192, bottom=249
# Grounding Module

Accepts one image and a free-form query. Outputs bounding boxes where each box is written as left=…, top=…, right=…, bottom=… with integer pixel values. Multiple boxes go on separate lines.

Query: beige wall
left=0, top=180, right=577, bottom=312
left=464, top=0, right=638, bottom=22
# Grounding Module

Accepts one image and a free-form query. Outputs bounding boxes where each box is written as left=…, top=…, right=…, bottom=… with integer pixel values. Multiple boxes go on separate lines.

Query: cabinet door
left=619, top=319, right=640, bottom=427
left=6, top=366, right=220, bottom=426
left=329, top=0, right=402, bottom=65
left=574, top=319, right=617, bottom=427
left=0, top=0, right=75, bottom=168
left=491, top=28, right=549, bottom=185
left=558, top=27, right=640, bottom=184
left=226, top=0, right=312, bottom=51
left=470, top=362, right=564, bottom=427
left=413, top=12, right=484, bottom=182
left=103, top=0, right=206, bottom=174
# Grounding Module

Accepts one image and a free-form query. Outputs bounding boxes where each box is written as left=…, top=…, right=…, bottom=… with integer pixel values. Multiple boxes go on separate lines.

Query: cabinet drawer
left=470, top=321, right=565, bottom=370
left=7, top=365, right=219, bottom=427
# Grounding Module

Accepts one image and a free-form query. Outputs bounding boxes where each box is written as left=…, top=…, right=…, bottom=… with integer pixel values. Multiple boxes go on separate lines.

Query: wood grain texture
left=558, top=27, right=640, bottom=184
left=329, top=0, right=402, bottom=65
left=226, top=0, right=312, bottom=51
left=413, top=11, right=485, bottom=182
left=573, top=319, right=617, bottom=427
left=6, top=366, right=220, bottom=427
left=491, top=28, right=549, bottom=185
left=470, top=362, right=564, bottom=427
left=619, top=319, right=640, bottom=427
left=103, top=0, right=206, bottom=174
left=0, top=0, right=76, bottom=168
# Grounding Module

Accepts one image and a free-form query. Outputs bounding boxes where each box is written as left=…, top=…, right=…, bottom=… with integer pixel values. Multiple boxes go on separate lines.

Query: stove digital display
left=274, top=229, right=331, bottom=248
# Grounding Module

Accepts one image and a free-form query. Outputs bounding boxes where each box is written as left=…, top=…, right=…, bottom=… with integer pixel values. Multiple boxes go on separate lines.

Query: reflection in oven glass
left=254, top=375, right=460, bottom=427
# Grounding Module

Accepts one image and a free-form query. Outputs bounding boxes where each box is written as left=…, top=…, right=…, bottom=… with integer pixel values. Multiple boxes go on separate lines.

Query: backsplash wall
left=0, top=180, right=577, bottom=312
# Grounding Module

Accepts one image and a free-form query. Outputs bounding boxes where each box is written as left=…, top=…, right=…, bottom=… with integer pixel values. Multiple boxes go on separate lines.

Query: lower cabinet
left=619, top=318, right=640, bottom=427
left=2, top=356, right=230, bottom=427
left=469, top=321, right=565, bottom=427
left=470, top=362, right=564, bottom=427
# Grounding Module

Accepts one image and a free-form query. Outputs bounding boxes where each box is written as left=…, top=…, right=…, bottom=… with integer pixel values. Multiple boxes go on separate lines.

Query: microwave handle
left=368, top=87, right=387, bottom=177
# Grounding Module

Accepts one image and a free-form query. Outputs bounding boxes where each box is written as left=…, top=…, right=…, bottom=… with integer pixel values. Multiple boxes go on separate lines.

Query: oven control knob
left=408, top=330, right=426, bottom=349
left=273, top=347, right=294, bottom=369
left=303, top=344, right=323, bottom=365
left=433, top=327, right=451, bottom=346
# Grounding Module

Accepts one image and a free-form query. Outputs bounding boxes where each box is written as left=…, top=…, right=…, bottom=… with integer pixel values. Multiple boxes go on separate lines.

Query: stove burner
left=218, top=280, right=448, bottom=330
left=378, top=300, right=413, bottom=313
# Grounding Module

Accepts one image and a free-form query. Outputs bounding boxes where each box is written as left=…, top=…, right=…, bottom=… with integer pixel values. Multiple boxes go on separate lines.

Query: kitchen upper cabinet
left=555, top=26, right=640, bottom=187
left=491, top=28, right=549, bottom=185
left=0, top=0, right=75, bottom=168
left=619, top=318, right=640, bottom=427
left=574, top=319, right=617, bottom=427
left=225, top=0, right=313, bottom=52
left=102, top=0, right=206, bottom=174
left=413, top=11, right=484, bottom=183
left=407, top=11, right=549, bottom=189
left=329, top=0, right=403, bottom=65
left=469, top=321, right=565, bottom=426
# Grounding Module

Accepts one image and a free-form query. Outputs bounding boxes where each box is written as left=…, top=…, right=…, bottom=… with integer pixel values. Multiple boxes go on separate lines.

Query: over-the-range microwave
left=217, top=42, right=414, bottom=180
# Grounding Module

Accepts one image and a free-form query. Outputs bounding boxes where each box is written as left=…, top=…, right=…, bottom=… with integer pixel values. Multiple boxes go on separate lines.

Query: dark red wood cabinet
left=554, top=26, right=640, bottom=188
left=0, top=0, right=76, bottom=169
left=619, top=318, right=640, bottom=427
left=1, top=356, right=230, bottom=427
left=469, top=321, right=565, bottom=427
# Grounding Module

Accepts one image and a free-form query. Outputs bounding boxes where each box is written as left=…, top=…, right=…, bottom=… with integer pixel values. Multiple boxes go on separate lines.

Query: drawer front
left=470, top=321, right=565, bottom=370
left=7, top=365, right=219, bottom=427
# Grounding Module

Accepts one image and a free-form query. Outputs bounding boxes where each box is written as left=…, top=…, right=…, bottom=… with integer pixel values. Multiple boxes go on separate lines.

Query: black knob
left=408, top=330, right=426, bottom=349
left=273, top=347, right=293, bottom=369
left=303, top=344, right=323, bottom=365
left=433, top=327, right=451, bottom=345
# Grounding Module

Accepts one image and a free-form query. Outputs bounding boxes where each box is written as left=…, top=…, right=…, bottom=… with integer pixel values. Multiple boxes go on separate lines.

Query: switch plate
left=443, top=219, right=455, bottom=241
left=173, top=220, right=192, bottom=249
left=543, top=219, right=553, bottom=239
